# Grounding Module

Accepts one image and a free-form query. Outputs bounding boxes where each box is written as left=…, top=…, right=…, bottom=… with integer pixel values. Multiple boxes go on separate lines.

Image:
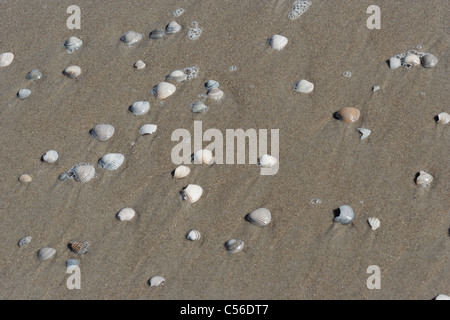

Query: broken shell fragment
left=293, top=79, right=314, bottom=93
left=336, top=107, right=361, bottom=123
left=225, top=239, right=244, bottom=253
left=19, top=174, right=32, bottom=183
left=98, top=153, right=124, bottom=171
left=245, top=208, right=272, bottom=227
left=415, top=170, right=433, bottom=188
left=421, top=53, right=438, bottom=68
left=129, top=101, right=150, bottom=115
left=181, top=184, right=203, bottom=203
left=269, top=35, right=288, bottom=51
left=186, top=229, right=201, bottom=241
left=42, top=150, right=59, bottom=163
left=18, top=236, right=32, bottom=247
left=0, top=52, right=14, bottom=67
left=436, top=112, right=450, bottom=124
left=64, top=36, right=83, bottom=53
left=207, top=87, right=224, bottom=101
left=367, top=217, right=380, bottom=230
left=138, top=124, right=157, bottom=135
left=37, top=247, right=56, bottom=260
left=121, top=31, right=143, bottom=46
left=166, top=70, right=187, bottom=82
left=257, top=154, right=278, bottom=168
left=357, top=128, right=371, bottom=140
left=17, top=89, right=31, bottom=100
left=154, top=82, right=176, bottom=99
left=149, top=276, right=166, bottom=287
left=166, top=21, right=182, bottom=34
left=389, top=57, right=401, bottom=70
left=91, top=124, right=115, bottom=141
left=116, top=207, right=136, bottom=221
left=134, top=60, right=146, bottom=69
left=334, top=205, right=355, bottom=225
left=173, top=165, right=190, bottom=179
left=190, top=101, right=209, bottom=113
left=63, top=65, right=81, bottom=78
left=70, top=241, right=90, bottom=255
left=192, top=149, right=213, bottom=164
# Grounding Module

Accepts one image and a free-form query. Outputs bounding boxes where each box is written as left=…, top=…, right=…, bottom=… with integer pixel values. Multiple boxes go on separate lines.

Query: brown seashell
left=69, top=241, right=90, bottom=255
left=336, top=107, right=361, bottom=123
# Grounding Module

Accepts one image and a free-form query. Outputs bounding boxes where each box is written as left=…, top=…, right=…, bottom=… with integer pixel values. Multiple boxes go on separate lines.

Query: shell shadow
left=413, top=171, right=421, bottom=184
left=385, top=59, right=390, bottom=68
left=332, top=111, right=340, bottom=120
left=332, top=208, right=341, bottom=221
left=433, top=115, right=439, bottom=122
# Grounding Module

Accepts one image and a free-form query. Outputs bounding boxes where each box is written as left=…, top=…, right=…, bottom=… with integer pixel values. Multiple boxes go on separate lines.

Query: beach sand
left=0, top=0, right=448, bottom=299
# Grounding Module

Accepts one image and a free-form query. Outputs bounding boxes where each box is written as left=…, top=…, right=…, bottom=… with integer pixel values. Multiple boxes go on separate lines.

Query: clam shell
left=404, top=53, right=421, bottom=67
left=166, top=70, right=187, bottom=82
left=91, top=124, right=115, bottom=141
left=293, top=79, right=314, bottom=93
left=64, top=36, right=83, bottom=53
left=134, top=60, right=146, bottom=69
left=186, top=229, right=201, bottom=241
left=205, top=80, right=219, bottom=91
left=0, top=52, right=14, bottom=67
left=190, top=101, right=209, bottom=113
left=154, top=82, right=176, bottom=99
left=421, top=53, right=438, bottom=68
left=257, top=154, right=278, bottom=168
left=70, top=241, right=90, bottom=255
left=138, top=124, right=157, bottom=135
left=63, top=65, right=81, bottom=78
left=436, top=112, right=450, bottom=124
left=334, top=205, right=355, bottom=224
left=173, top=165, right=190, bottom=179
left=166, top=21, right=182, bottom=34
left=37, top=247, right=56, bottom=260
left=66, top=259, right=80, bottom=271
left=98, top=153, right=124, bottom=171
left=26, top=69, right=42, bottom=81
left=116, top=207, right=136, bottom=221
left=18, top=236, right=32, bottom=247
left=192, top=149, right=213, bottom=164
left=415, top=170, right=433, bottom=187
left=207, top=87, right=224, bottom=101
left=181, top=184, right=203, bottom=203
left=19, top=174, right=32, bottom=183
left=336, top=107, right=361, bottom=123
left=357, top=128, right=371, bottom=140
left=149, top=276, right=166, bottom=287
left=269, top=35, right=288, bottom=51
left=42, top=150, right=59, bottom=163
left=121, top=31, right=143, bottom=46
left=389, top=57, right=401, bottom=69
left=149, top=29, right=165, bottom=39
left=225, top=239, right=244, bottom=253
left=73, top=163, right=96, bottom=183
left=17, top=89, right=31, bottom=100
left=246, top=208, right=271, bottom=227
left=129, top=101, right=150, bottom=115
left=367, top=217, right=380, bottom=230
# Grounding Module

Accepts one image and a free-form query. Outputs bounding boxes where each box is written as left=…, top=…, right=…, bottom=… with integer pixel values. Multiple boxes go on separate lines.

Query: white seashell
left=42, top=150, right=59, bottom=163
left=98, top=153, right=124, bottom=171
left=17, top=89, right=31, bottom=100
left=64, top=37, right=83, bottom=53
left=257, top=154, right=278, bottom=168
left=436, top=112, right=450, bottom=124
left=121, top=31, right=143, bottom=46
left=435, top=294, right=450, bottom=300
left=205, top=80, right=219, bottom=90
left=372, top=85, right=380, bottom=92
left=63, top=65, right=81, bottom=78
left=37, top=247, right=56, bottom=260
left=269, top=35, right=288, bottom=51
left=190, top=101, right=209, bottom=113
left=91, top=124, right=115, bottom=141
left=26, top=69, right=42, bottom=81
left=149, top=276, right=166, bottom=287
left=149, top=29, right=165, bottom=39
left=166, top=21, right=181, bottom=34
left=0, top=52, right=14, bottom=67
left=334, top=205, right=355, bottom=224
left=225, top=239, right=244, bottom=253
left=186, top=229, right=201, bottom=241
left=389, top=57, right=401, bottom=70
left=415, top=170, right=433, bottom=188
left=357, top=128, right=371, bottom=140
left=246, top=208, right=271, bottom=227
left=154, top=82, right=176, bottom=99
left=73, top=164, right=96, bottom=183
left=116, top=207, right=136, bottom=221
left=404, top=53, right=421, bottom=67
left=367, top=217, right=380, bottom=230
left=421, top=53, right=438, bottom=68
left=293, top=79, right=314, bottom=93
left=139, top=124, right=157, bottom=135
left=129, top=101, right=150, bottom=115
left=192, top=149, right=213, bottom=164
left=134, top=60, right=146, bottom=69
left=207, top=87, right=224, bottom=101
left=18, top=236, right=32, bottom=247
left=181, top=184, right=203, bottom=203
left=166, top=70, right=187, bottom=82
left=19, top=174, right=32, bottom=183
left=173, top=165, right=190, bottom=179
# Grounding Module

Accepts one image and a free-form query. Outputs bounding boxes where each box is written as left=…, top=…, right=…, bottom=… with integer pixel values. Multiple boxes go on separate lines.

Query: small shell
left=186, top=229, right=201, bottom=241
left=149, top=276, right=166, bottom=287
left=98, top=153, right=125, bottom=171
left=0, top=52, right=14, bottom=67
left=173, top=165, right=190, bottom=179
left=357, top=128, right=371, bottom=140
left=17, top=89, right=31, bottom=100
left=404, top=53, right=421, bottom=67
left=129, top=101, right=150, bottom=115
left=134, top=60, right=146, bottom=69
left=192, top=149, right=213, bottom=164
left=205, top=80, right=219, bottom=91
left=18, top=236, right=32, bottom=247
left=436, top=112, right=450, bottom=125
left=415, top=170, right=433, bottom=188
left=37, top=247, right=56, bottom=260
left=91, top=124, right=115, bottom=141
left=181, top=184, right=203, bottom=204
left=26, top=69, right=42, bottom=81
left=19, top=174, right=32, bottom=183
left=166, top=21, right=182, bottom=34
left=336, top=107, right=361, bottom=123
left=225, top=239, right=244, bottom=253
left=42, top=150, right=59, bottom=163
left=421, top=53, right=438, bottom=68
left=293, top=79, right=314, bottom=93
left=73, top=163, right=96, bottom=183
left=166, top=70, right=187, bottom=82
left=367, top=217, right=380, bottom=230
left=334, top=205, right=355, bottom=225
left=269, top=35, right=288, bottom=51
left=63, top=65, right=81, bottom=78
left=64, top=36, right=83, bottom=53
left=66, top=259, right=80, bottom=271
left=190, top=101, right=209, bottom=113
left=207, top=87, right=224, bottom=101
left=154, top=82, right=176, bottom=99
left=389, top=57, right=401, bottom=70
left=121, top=31, right=143, bottom=46
left=245, top=208, right=272, bottom=227
left=138, top=124, right=157, bottom=135
left=149, top=29, right=165, bottom=39
left=116, top=207, right=136, bottom=221
left=257, top=154, right=278, bottom=168
left=372, top=85, right=380, bottom=92
left=435, top=294, right=450, bottom=300
left=70, top=241, right=90, bottom=255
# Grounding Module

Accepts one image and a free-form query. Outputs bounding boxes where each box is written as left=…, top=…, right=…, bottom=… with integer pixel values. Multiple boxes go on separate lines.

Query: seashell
left=186, top=229, right=201, bottom=241
left=415, top=170, right=433, bottom=188
left=70, top=241, right=90, bottom=255
left=225, top=239, right=244, bottom=253
left=149, top=29, right=165, bottom=39
left=63, top=65, right=81, bottom=78
left=134, top=60, right=146, bottom=69
left=336, top=107, right=361, bottom=123
left=19, top=174, right=32, bottom=183
left=26, top=69, right=42, bottom=81
left=435, top=294, right=450, bottom=300
left=257, top=154, right=278, bottom=168
left=293, top=79, right=314, bottom=93
left=116, top=207, right=136, bottom=221
left=91, top=124, right=115, bottom=141
left=436, top=112, right=450, bottom=125
left=181, top=184, right=203, bottom=203
left=42, top=150, right=59, bottom=163
left=18, top=236, right=32, bottom=247
left=129, top=101, right=150, bottom=115
left=404, top=53, right=421, bottom=67
left=372, top=85, right=380, bottom=92
left=367, top=217, right=380, bottom=230
left=207, top=87, right=224, bottom=101
left=166, top=70, right=187, bottom=82
left=73, top=163, right=96, bottom=183
left=269, top=35, right=288, bottom=51
left=205, top=80, right=219, bottom=91
left=389, top=57, right=401, bottom=70
left=17, top=89, right=31, bottom=100
left=190, top=101, right=209, bottom=113
left=154, top=82, right=176, bottom=99
left=37, top=247, right=56, bottom=260
left=334, top=205, right=355, bottom=225
left=66, top=259, right=80, bottom=271
left=357, top=128, right=371, bottom=140
left=192, top=149, right=213, bottom=164
left=245, top=208, right=271, bottom=227
left=166, top=21, right=182, bottom=34
left=421, top=53, right=438, bottom=68
left=98, top=153, right=125, bottom=171
left=120, top=31, right=143, bottom=46
left=64, top=36, right=83, bottom=53
left=138, top=124, right=157, bottom=135
left=149, top=276, right=166, bottom=287
left=0, top=52, right=14, bottom=67
left=173, top=165, right=190, bottom=179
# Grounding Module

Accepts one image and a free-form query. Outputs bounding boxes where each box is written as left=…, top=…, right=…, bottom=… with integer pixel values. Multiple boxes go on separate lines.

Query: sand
left=0, top=0, right=449, bottom=300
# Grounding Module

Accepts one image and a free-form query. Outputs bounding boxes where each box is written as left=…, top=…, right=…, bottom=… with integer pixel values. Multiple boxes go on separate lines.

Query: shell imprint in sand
left=116, top=207, right=135, bottom=221
left=64, top=36, right=83, bottom=53
left=225, top=239, right=244, bottom=253
left=70, top=241, right=90, bottom=255
left=0, top=52, right=14, bottom=67
left=37, top=247, right=56, bottom=260
left=149, top=276, right=166, bottom=287
left=269, top=35, right=288, bottom=51
left=181, top=184, right=203, bottom=203
left=173, top=165, right=190, bottom=179
left=91, top=124, right=115, bottom=141
left=245, top=208, right=272, bottom=227
left=334, top=205, right=355, bottom=225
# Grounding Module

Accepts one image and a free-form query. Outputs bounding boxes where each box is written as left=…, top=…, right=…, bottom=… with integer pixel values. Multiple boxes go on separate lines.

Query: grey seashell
left=149, top=29, right=165, bottom=39
left=207, top=87, right=224, bottom=101
left=121, top=31, right=143, bottom=46
left=134, top=60, right=146, bottom=69
left=245, top=208, right=272, bottom=227
left=436, top=112, right=450, bottom=124
left=190, top=101, right=209, bottom=113
left=334, top=205, right=355, bottom=224
left=415, top=170, right=433, bottom=187
left=166, top=70, right=187, bottom=82
left=389, top=57, right=401, bottom=70
left=91, top=124, right=115, bottom=141
left=17, top=89, right=31, bottom=100
left=18, top=236, right=32, bottom=247
left=357, top=128, right=371, bottom=140
left=186, top=229, right=201, bottom=241
left=98, top=153, right=124, bottom=171
left=138, top=124, right=157, bottom=135
left=0, top=52, right=14, bottom=67
left=64, top=36, right=83, bottom=53
left=66, top=259, right=80, bottom=270
left=63, top=65, right=81, bottom=78
left=26, top=69, right=42, bottom=81
left=166, top=21, right=181, bottom=34
left=149, top=276, right=166, bottom=287
left=73, top=163, right=96, bottom=183
left=37, top=247, right=56, bottom=260
left=129, top=101, right=150, bottom=115
left=421, top=53, right=438, bottom=68
left=225, top=239, right=244, bottom=253
left=42, top=150, right=59, bottom=163
left=205, top=80, right=219, bottom=91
